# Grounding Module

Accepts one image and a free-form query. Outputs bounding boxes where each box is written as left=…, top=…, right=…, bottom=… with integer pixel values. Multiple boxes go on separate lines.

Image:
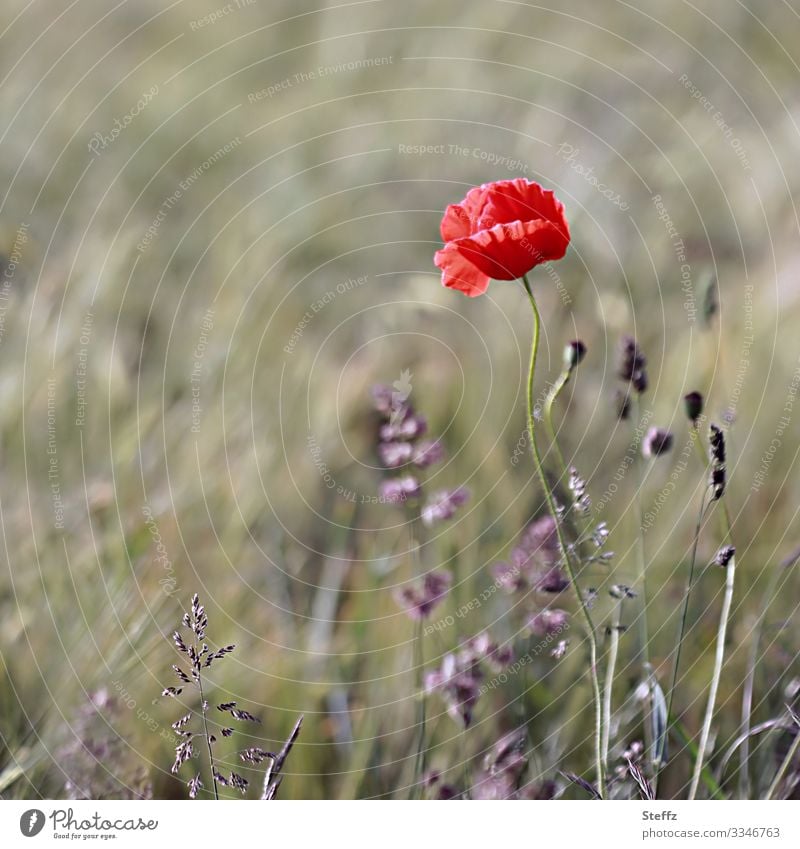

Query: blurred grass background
left=1, top=0, right=799, bottom=798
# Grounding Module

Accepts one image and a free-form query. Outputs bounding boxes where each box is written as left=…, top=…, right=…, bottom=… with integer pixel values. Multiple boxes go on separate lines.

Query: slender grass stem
left=520, top=274, right=606, bottom=798
left=196, top=674, right=219, bottom=800
left=631, top=395, right=650, bottom=671
left=413, top=613, right=427, bottom=791
left=764, top=714, right=800, bottom=800
left=602, top=600, right=622, bottom=770
left=654, top=489, right=710, bottom=798
left=739, top=546, right=800, bottom=797
left=407, top=514, right=427, bottom=796
left=630, top=395, right=657, bottom=771
left=689, top=555, right=736, bottom=799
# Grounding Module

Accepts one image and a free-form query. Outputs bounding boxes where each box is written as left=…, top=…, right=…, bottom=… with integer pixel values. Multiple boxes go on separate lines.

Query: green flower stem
left=407, top=512, right=427, bottom=798
left=602, top=599, right=623, bottom=770
left=631, top=395, right=650, bottom=671
left=689, top=553, right=736, bottom=799
left=543, top=367, right=571, bottom=476
left=740, top=547, right=800, bottom=798
left=521, top=274, right=606, bottom=798
left=765, top=714, right=800, bottom=800
left=654, top=488, right=710, bottom=798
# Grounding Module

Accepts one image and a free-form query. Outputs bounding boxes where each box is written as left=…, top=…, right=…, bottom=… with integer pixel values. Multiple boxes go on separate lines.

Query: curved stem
left=520, top=274, right=606, bottom=798
left=765, top=714, right=800, bottom=800
left=739, top=546, right=800, bottom=797
left=543, top=368, right=570, bottom=476
left=689, top=555, right=736, bottom=799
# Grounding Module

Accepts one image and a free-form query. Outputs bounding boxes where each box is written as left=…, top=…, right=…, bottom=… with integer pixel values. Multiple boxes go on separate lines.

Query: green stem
left=631, top=395, right=650, bottom=671
left=654, top=488, right=709, bottom=798
left=543, top=368, right=571, bottom=475
left=408, top=514, right=427, bottom=797
left=689, top=555, right=736, bottom=799
left=765, top=715, right=800, bottom=800
left=196, top=673, right=219, bottom=801
left=739, top=546, right=800, bottom=797
left=602, top=600, right=622, bottom=770
left=520, top=274, right=606, bottom=798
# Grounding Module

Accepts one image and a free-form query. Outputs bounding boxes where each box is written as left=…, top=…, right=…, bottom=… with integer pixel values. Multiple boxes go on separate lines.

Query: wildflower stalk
left=521, top=274, right=606, bottom=798
left=764, top=714, right=800, bottom=800
left=689, top=552, right=736, bottom=799
left=408, top=512, right=427, bottom=796
left=543, top=367, right=570, bottom=475
left=631, top=395, right=650, bottom=671
left=631, top=397, right=660, bottom=773
left=602, top=599, right=622, bottom=770
left=739, top=546, right=800, bottom=797
left=654, top=490, right=710, bottom=798
left=197, top=675, right=219, bottom=801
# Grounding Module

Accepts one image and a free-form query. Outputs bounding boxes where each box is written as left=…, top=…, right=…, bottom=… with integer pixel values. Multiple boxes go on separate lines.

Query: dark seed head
left=614, top=389, right=631, bottom=420
left=684, top=391, right=704, bottom=423
left=564, top=339, right=587, bottom=369
left=643, top=427, right=674, bottom=459
left=715, top=544, right=736, bottom=568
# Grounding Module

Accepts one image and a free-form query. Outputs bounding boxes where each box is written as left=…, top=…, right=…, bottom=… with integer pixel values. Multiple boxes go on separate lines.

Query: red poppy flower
left=434, top=179, right=570, bottom=297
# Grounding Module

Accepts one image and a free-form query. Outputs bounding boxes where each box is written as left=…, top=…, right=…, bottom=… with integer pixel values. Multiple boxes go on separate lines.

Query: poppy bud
left=564, top=339, right=587, bottom=369
left=684, top=391, right=704, bottom=423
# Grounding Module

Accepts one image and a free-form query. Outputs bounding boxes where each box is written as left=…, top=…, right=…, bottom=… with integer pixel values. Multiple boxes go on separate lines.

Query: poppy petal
left=478, top=179, right=568, bottom=237
left=434, top=243, right=491, bottom=297
left=440, top=203, right=471, bottom=241
left=454, top=219, right=569, bottom=280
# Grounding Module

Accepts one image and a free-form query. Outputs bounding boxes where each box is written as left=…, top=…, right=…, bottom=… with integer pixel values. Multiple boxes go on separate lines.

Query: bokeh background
left=1, top=0, right=799, bottom=799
